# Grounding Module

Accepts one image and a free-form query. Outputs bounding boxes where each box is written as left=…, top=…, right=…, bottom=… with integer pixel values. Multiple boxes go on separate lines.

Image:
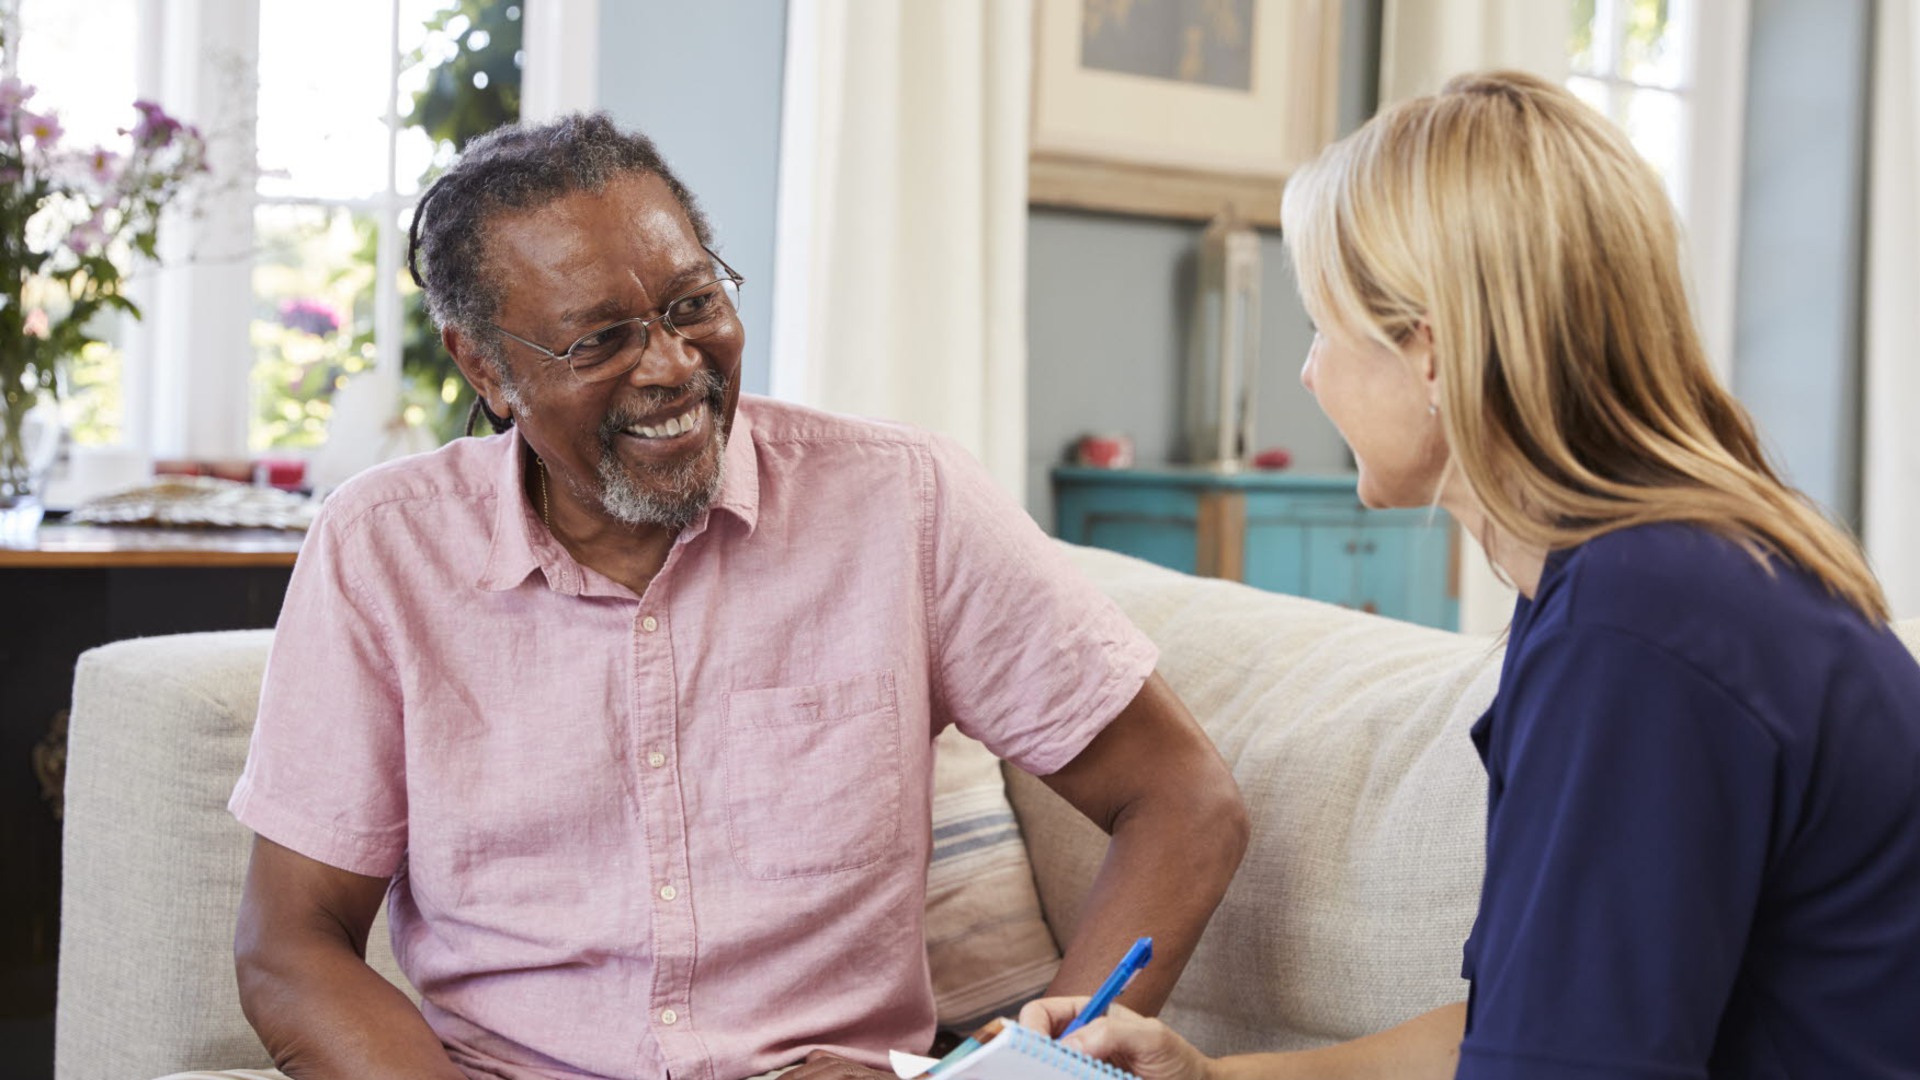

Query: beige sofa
left=58, top=544, right=1515, bottom=1079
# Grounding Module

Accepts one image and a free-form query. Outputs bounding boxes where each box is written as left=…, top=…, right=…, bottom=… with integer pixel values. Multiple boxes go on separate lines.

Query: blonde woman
left=1022, top=71, right=1920, bottom=1078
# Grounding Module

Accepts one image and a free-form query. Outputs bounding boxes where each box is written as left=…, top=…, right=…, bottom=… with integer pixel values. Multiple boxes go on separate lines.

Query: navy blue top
left=1457, top=523, right=1920, bottom=1079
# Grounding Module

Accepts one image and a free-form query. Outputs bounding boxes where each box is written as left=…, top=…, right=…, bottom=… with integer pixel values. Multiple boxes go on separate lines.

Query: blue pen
left=1060, top=936, right=1153, bottom=1037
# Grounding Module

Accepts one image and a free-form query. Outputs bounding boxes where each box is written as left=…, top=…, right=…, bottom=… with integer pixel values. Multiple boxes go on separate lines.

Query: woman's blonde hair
left=1282, top=70, right=1888, bottom=621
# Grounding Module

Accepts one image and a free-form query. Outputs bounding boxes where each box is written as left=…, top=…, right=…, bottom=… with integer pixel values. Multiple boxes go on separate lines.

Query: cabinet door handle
left=1344, top=540, right=1358, bottom=555
left=1361, top=600, right=1379, bottom=614
left=1362, top=541, right=1377, bottom=555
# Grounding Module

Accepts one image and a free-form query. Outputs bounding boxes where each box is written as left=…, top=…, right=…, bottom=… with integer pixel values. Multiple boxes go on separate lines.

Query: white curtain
left=769, top=0, right=1031, bottom=500
left=1378, top=0, right=1568, bottom=634
left=1863, top=0, right=1920, bottom=621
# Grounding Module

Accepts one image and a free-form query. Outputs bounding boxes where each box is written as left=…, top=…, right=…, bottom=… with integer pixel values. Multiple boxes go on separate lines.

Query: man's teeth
left=629, top=403, right=705, bottom=439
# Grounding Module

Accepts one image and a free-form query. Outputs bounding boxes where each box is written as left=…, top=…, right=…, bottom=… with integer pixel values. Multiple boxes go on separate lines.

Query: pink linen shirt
left=229, top=396, right=1158, bottom=1080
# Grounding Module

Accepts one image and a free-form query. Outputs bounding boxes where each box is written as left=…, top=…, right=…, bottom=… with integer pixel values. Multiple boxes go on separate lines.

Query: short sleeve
left=1458, top=624, right=1779, bottom=1079
left=922, top=437, right=1157, bottom=776
left=227, top=503, right=409, bottom=877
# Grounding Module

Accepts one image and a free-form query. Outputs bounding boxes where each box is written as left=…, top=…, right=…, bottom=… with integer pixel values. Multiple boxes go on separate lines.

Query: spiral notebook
left=888, top=1020, right=1142, bottom=1080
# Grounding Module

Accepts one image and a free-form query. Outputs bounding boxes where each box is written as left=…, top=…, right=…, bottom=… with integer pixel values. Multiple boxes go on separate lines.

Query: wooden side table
left=0, top=524, right=304, bottom=1076
left=1053, top=466, right=1458, bottom=629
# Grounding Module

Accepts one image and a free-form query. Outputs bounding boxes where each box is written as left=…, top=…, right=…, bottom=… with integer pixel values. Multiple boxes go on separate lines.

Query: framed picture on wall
left=1030, top=0, right=1342, bottom=227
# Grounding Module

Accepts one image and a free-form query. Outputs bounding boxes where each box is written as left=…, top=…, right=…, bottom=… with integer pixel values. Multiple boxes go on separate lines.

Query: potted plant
left=0, top=64, right=206, bottom=535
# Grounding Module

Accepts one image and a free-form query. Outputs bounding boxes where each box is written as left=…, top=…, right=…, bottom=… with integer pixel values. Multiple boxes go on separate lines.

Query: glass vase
left=0, top=377, right=63, bottom=541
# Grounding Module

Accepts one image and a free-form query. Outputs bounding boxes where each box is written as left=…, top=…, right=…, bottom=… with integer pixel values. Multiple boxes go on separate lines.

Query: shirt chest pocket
left=722, top=670, right=904, bottom=879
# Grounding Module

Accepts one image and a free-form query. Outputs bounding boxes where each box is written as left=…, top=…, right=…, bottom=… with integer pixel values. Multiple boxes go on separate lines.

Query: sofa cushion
left=1007, top=543, right=1502, bottom=1055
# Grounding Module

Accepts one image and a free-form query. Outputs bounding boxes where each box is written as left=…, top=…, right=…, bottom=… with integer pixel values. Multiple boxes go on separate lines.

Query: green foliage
left=400, top=0, right=523, bottom=443
left=1626, top=0, right=1672, bottom=61
left=1571, top=0, right=1672, bottom=74
left=408, top=0, right=523, bottom=152
left=1571, top=0, right=1595, bottom=65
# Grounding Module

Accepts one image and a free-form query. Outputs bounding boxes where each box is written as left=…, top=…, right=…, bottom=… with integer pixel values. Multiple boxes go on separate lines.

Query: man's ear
left=444, top=325, right=512, bottom=422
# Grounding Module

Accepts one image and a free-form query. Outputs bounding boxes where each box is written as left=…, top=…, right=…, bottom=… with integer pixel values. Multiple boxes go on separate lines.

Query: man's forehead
left=486, top=175, right=710, bottom=314
left=495, top=174, right=695, bottom=251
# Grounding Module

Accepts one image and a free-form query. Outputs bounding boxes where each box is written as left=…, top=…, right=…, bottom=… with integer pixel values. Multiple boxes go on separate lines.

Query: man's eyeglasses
left=490, top=247, right=745, bottom=384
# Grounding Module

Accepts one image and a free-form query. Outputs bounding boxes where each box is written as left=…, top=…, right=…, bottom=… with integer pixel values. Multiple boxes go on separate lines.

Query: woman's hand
left=1018, top=998, right=1215, bottom=1080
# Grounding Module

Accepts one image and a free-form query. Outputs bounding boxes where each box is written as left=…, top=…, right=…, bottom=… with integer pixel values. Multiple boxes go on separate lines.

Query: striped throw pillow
left=925, top=726, right=1063, bottom=1031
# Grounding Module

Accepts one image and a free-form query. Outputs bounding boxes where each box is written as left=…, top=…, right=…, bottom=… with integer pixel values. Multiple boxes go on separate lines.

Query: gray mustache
left=600, top=370, right=727, bottom=439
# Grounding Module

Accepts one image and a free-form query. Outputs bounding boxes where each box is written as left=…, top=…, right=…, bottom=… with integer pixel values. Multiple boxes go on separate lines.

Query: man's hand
left=1019, top=998, right=1214, bottom=1080
left=1038, top=672, right=1250, bottom=1014
left=783, top=1049, right=900, bottom=1080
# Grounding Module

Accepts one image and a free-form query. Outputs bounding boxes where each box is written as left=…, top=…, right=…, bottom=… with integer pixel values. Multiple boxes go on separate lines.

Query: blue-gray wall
left=1731, top=0, right=1873, bottom=526
left=597, top=0, right=786, bottom=396
left=1024, top=1, right=1382, bottom=528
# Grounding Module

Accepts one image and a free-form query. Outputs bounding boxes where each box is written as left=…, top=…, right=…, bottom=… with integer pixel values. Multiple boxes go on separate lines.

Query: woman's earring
left=1428, top=403, right=1439, bottom=418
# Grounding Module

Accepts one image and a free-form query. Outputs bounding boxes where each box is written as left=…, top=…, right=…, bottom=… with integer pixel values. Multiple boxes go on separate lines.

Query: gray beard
left=594, top=424, right=727, bottom=531
left=591, top=368, right=730, bottom=531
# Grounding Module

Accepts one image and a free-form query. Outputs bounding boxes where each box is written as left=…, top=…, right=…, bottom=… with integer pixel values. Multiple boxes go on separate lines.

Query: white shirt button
left=648, top=751, right=667, bottom=768
left=642, top=615, right=659, bottom=633
left=659, top=884, right=678, bottom=901
left=660, top=1008, right=678, bottom=1025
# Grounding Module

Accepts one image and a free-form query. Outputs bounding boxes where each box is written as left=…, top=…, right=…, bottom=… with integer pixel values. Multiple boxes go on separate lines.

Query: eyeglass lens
left=565, top=277, right=741, bottom=380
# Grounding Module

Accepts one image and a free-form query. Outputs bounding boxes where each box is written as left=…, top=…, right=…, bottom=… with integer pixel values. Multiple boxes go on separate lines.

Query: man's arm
left=234, top=835, right=465, bottom=1080
left=1037, top=671, right=1250, bottom=1013
left=787, top=674, right=1245, bottom=1080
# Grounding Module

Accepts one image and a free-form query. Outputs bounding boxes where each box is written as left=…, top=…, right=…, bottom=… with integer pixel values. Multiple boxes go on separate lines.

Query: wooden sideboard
left=1053, top=466, right=1458, bottom=630
left=0, top=524, right=303, bottom=1079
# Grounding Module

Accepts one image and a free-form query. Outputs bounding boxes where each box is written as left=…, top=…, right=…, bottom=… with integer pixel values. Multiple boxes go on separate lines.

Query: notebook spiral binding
left=1008, top=1023, right=1143, bottom=1080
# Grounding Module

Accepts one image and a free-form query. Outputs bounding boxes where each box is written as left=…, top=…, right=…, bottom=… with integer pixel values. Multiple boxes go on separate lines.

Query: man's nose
left=627, top=322, right=703, bottom=385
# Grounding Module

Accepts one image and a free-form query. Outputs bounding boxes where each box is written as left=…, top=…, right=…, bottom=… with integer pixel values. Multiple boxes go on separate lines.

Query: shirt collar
left=704, top=400, right=760, bottom=537
left=473, top=404, right=761, bottom=593
left=475, top=427, right=578, bottom=593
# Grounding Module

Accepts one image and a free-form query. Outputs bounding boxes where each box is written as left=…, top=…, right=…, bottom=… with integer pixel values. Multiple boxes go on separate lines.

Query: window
left=1569, top=0, right=1691, bottom=203
left=13, top=0, right=523, bottom=466
left=1569, top=0, right=1750, bottom=379
left=250, top=0, right=522, bottom=453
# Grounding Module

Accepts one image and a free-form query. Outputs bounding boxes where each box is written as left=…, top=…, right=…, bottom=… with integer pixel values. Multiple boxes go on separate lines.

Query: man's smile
left=617, top=399, right=710, bottom=444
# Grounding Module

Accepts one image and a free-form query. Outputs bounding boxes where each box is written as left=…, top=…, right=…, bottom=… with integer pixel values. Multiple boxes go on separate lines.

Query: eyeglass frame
left=487, top=245, right=746, bottom=381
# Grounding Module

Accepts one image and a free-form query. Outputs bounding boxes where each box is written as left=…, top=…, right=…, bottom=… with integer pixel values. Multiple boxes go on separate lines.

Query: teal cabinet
left=1054, top=466, right=1457, bottom=630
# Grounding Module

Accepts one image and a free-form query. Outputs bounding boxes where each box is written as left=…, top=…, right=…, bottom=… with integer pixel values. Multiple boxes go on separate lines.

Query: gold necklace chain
left=535, top=457, right=552, bottom=528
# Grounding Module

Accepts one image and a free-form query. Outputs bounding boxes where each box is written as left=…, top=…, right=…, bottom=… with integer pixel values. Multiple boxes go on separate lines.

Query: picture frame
left=1029, top=0, right=1343, bottom=228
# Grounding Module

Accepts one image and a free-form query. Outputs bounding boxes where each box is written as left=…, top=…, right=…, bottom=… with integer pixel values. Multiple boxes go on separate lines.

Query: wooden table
left=0, top=523, right=304, bottom=568
left=0, top=523, right=305, bottom=1078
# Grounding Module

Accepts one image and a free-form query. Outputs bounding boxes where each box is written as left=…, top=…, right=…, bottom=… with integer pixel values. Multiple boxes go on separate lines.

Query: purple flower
left=128, top=99, right=183, bottom=149
left=68, top=210, right=110, bottom=254
left=85, top=147, right=122, bottom=185
left=278, top=297, right=341, bottom=336
left=20, top=109, right=63, bottom=149
left=0, top=77, right=35, bottom=114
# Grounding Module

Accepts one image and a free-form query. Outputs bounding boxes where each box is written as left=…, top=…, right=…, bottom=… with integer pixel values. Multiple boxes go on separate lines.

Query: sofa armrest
left=56, top=631, right=411, bottom=1080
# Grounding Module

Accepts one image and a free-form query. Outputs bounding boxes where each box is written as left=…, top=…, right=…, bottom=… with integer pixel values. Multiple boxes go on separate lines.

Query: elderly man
left=229, top=113, right=1248, bottom=1080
